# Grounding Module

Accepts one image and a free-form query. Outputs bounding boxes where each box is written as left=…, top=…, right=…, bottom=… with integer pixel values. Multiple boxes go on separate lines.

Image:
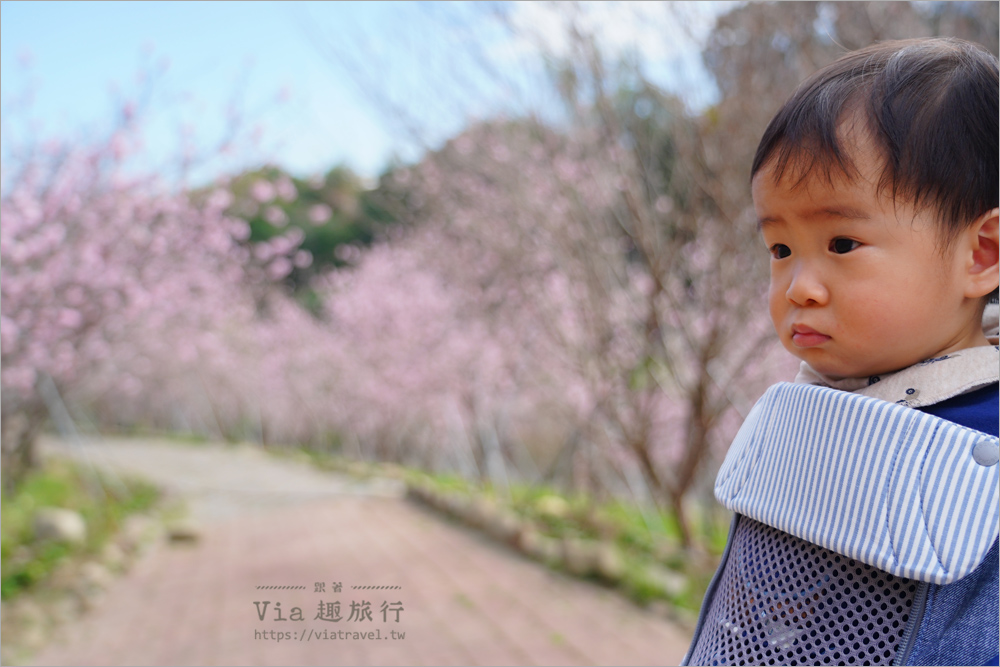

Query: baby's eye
left=830, top=238, right=861, bottom=254
left=769, top=244, right=791, bottom=259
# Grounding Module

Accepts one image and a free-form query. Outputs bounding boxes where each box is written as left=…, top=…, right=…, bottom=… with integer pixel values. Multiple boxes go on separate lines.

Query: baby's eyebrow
left=756, top=206, right=871, bottom=231
left=811, top=206, right=872, bottom=221
left=756, top=216, right=779, bottom=231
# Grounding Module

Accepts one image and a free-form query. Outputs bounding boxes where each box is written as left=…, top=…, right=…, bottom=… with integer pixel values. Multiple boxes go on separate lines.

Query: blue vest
left=683, top=383, right=999, bottom=666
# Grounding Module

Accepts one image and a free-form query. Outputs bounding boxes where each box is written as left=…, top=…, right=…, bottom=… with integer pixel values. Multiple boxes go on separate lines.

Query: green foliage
left=220, top=164, right=406, bottom=286
left=0, top=460, right=158, bottom=600
left=622, top=562, right=668, bottom=606
left=407, top=468, right=724, bottom=610
left=186, top=161, right=415, bottom=319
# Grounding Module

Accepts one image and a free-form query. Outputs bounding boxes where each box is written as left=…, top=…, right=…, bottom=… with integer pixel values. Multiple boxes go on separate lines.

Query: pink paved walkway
left=28, top=438, right=692, bottom=666
left=30, top=497, right=692, bottom=666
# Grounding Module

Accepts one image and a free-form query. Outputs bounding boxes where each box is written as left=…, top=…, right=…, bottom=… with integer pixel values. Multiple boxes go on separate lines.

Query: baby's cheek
left=852, top=294, right=898, bottom=333
left=853, top=302, right=919, bottom=364
left=767, top=282, right=786, bottom=327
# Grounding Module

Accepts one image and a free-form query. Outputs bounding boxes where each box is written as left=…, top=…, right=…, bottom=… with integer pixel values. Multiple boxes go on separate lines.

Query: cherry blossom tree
left=388, top=107, right=785, bottom=545
left=0, top=104, right=314, bottom=491
left=288, top=4, right=792, bottom=546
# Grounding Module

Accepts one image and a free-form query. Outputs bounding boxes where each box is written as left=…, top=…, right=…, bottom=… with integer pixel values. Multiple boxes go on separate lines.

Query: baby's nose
left=786, top=265, right=829, bottom=306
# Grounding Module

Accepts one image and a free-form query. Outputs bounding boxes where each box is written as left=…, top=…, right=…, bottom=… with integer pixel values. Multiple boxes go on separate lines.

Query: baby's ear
left=964, top=208, right=1000, bottom=299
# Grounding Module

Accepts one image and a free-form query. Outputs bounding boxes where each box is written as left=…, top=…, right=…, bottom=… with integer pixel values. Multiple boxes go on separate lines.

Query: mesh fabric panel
left=688, top=517, right=918, bottom=666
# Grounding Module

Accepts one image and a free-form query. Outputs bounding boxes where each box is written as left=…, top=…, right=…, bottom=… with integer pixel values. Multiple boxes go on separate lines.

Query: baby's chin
left=801, top=356, right=919, bottom=383
left=788, top=349, right=891, bottom=383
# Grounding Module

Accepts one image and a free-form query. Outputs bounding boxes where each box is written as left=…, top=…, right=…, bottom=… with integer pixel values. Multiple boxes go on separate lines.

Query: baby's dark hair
left=751, top=37, right=999, bottom=243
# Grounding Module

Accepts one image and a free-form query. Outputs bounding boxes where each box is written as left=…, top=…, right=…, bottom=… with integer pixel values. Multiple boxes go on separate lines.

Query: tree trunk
left=547, top=430, right=576, bottom=492
left=667, top=487, right=693, bottom=550
left=1, top=407, right=45, bottom=495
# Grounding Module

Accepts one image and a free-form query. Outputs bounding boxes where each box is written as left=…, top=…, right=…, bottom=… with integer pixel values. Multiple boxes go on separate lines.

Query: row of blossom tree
left=3, top=1, right=995, bottom=545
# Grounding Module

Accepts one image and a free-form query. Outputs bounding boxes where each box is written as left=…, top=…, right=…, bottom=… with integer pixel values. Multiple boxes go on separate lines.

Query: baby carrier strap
left=715, top=382, right=999, bottom=585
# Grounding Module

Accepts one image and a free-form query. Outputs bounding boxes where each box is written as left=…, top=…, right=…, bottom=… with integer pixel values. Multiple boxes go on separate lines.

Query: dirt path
left=28, top=435, right=692, bottom=666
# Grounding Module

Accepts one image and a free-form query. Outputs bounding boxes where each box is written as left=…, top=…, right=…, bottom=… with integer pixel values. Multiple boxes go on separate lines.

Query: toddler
left=683, top=38, right=999, bottom=666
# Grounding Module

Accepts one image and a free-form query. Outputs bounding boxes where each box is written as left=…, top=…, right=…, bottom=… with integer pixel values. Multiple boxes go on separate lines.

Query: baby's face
left=752, top=145, right=987, bottom=380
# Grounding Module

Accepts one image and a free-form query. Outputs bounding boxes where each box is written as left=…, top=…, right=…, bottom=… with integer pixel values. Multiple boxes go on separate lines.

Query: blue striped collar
left=716, top=382, right=1000, bottom=584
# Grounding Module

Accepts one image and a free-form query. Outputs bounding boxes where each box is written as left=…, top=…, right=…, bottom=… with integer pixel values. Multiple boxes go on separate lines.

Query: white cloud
left=502, top=1, right=738, bottom=64
left=492, top=1, right=738, bottom=109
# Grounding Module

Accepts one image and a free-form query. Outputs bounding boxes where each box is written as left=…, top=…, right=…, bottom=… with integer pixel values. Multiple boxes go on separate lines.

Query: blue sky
left=1, top=1, right=728, bottom=186
left=1, top=1, right=408, bottom=184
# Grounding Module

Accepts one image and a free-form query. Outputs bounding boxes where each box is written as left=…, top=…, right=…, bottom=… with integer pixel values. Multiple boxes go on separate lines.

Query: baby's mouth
left=791, top=324, right=831, bottom=348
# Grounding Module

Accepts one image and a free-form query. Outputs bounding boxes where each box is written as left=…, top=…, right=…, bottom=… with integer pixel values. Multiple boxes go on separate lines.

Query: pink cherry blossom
left=293, top=250, right=313, bottom=269
left=275, top=176, right=297, bottom=202
left=250, top=179, right=276, bottom=203
left=307, top=203, right=332, bottom=225
left=263, top=205, right=288, bottom=227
